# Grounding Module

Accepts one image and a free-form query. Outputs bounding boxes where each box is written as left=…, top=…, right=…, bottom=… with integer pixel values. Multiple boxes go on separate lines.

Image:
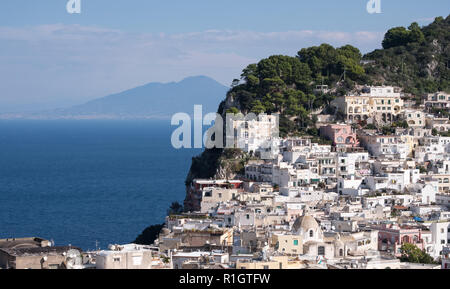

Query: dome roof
left=293, top=215, right=319, bottom=232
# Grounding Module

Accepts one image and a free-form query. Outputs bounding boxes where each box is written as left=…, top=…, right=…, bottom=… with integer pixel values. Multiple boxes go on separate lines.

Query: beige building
left=271, top=234, right=303, bottom=255
left=200, top=188, right=238, bottom=213
left=181, top=228, right=234, bottom=248
left=404, top=109, right=426, bottom=128
left=268, top=215, right=379, bottom=260
left=431, top=174, right=450, bottom=193
left=332, top=86, right=404, bottom=123
left=427, top=117, right=450, bottom=133
left=236, top=255, right=324, bottom=269
left=424, top=92, right=450, bottom=110
left=0, top=237, right=81, bottom=269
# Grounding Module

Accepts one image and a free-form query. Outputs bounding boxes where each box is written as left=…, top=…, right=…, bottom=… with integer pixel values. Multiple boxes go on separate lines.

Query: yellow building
left=332, top=86, right=404, bottom=123
left=271, top=234, right=303, bottom=255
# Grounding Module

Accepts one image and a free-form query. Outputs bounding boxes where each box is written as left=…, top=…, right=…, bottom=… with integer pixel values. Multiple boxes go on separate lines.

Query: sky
left=0, top=0, right=449, bottom=112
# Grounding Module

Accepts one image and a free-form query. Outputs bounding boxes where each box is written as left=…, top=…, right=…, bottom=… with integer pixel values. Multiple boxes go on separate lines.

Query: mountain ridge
left=1, top=76, right=229, bottom=120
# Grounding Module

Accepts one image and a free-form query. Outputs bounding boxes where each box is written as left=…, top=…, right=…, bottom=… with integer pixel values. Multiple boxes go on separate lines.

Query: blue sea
left=0, top=120, right=201, bottom=250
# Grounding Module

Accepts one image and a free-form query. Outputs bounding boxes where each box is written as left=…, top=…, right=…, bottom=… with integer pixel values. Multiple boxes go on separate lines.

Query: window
left=318, top=246, right=325, bottom=256
left=263, top=265, right=269, bottom=270
left=310, top=230, right=314, bottom=238
left=294, top=240, right=299, bottom=246
left=113, top=257, right=121, bottom=262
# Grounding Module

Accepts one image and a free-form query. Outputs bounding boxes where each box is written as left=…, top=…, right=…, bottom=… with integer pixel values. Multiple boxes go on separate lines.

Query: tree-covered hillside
left=184, top=15, right=450, bottom=191
left=220, top=45, right=367, bottom=137
left=364, top=16, right=450, bottom=97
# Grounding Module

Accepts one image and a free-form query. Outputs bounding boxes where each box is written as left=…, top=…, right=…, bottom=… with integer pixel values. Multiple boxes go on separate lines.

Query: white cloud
left=0, top=24, right=384, bottom=112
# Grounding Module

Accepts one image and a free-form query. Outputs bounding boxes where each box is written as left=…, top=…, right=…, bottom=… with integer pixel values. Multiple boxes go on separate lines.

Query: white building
left=172, top=251, right=229, bottom=269
left=429, top=222, right=450, bottom=258
left=230, top=114, right=280, bottom=159
left=337, top=176, right=367, bottom=196
left=96, top=244, right=162, bottom=269
left=366, top=170, right=417, bottom=192
left=359, top=133, right=409, bottom=160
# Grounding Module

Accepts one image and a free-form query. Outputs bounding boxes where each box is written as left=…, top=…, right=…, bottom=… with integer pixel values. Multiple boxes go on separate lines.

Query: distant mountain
left=3, top=76, right=229, bottom=119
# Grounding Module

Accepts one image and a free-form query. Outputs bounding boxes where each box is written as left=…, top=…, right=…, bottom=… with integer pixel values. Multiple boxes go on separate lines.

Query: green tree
left=134, top=224, right=164, bottom=245
left=226, top=107, right=240, bottom=115
left=250, top=100, right=266, bottom=114
left=400, top=243, right=436, bottom=264
left=382, top=27, right=412, bottom=49
left=168, top=202, right=184, bottom=215
left=382, top=23, right=425, bottom=49
left=241, top=63, right=258, bottom=81
left=408, top=22, right=425, bottom=43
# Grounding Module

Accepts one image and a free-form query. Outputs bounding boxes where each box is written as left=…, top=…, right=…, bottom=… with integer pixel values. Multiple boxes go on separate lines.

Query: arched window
left=309, top=230, right=314, bottom=238
left=339, top=249, right=343, bottom=257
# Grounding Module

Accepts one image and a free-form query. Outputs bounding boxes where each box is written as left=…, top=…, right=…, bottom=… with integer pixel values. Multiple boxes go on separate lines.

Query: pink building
left=319, top=124, right=359, bottom=148
left=373, top=223, right=425, bottom=256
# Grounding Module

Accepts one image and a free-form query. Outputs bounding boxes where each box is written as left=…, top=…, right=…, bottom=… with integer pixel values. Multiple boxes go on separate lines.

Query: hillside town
left=1, top=86, right=449, bottom=270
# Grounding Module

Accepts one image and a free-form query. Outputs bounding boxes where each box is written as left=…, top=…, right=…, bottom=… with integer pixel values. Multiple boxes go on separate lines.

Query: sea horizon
left=0, top=119, right=202, bottom=250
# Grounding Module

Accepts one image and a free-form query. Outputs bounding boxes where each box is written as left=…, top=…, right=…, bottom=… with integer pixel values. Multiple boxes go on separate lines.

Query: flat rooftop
left=1, top=246, right=81, bottom=257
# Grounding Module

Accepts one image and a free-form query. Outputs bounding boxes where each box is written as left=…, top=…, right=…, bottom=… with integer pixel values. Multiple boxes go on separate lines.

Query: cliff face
left=183, top=145, right=248, bottom=212
left=183, top=84, right=250, bottom=211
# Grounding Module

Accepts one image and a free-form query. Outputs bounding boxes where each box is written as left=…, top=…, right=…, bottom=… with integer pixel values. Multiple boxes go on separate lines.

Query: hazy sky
left=0, top=0, right=449, bottom=112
